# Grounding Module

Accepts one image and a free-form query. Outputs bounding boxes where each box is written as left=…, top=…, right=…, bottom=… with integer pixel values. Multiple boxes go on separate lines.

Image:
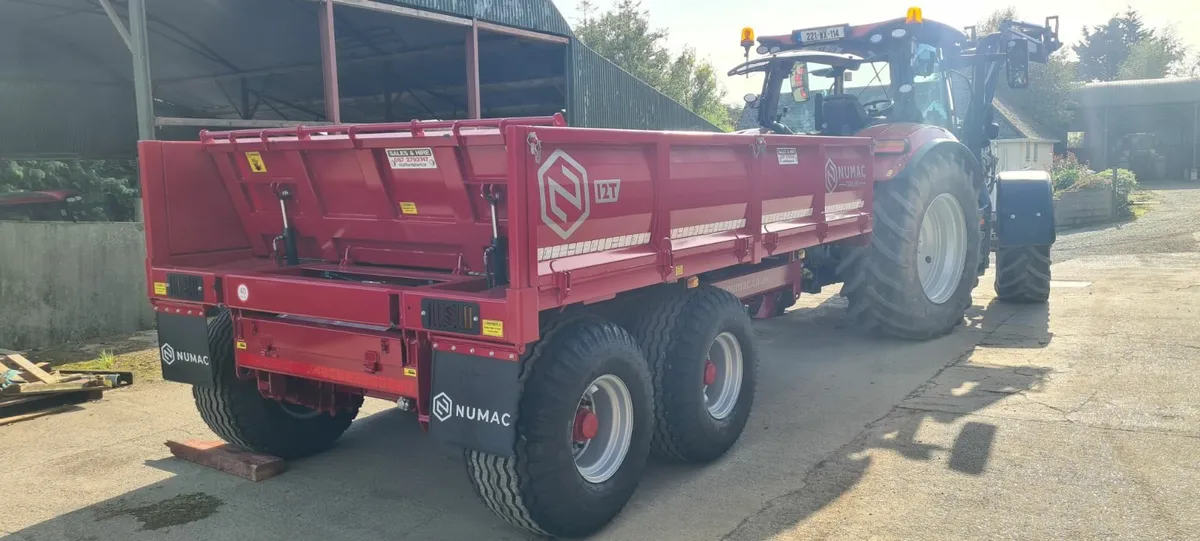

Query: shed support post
left=466, top=20, right=481, bottom=119
left=97, top=0, right=132, bottom=51
left=128, top=0, right=155, bottom=142
left=319, top=0, right=342, bottom=123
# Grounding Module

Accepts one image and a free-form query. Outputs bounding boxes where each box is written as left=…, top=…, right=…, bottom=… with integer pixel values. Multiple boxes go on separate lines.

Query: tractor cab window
left=775, top=59, right=893, bottom=134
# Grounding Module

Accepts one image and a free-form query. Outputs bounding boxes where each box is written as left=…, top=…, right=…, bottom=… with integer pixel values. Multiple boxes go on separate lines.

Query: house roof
left=1076, top=77, right=1200, bottom=108
left=992, top=99, right=1059, bottom=142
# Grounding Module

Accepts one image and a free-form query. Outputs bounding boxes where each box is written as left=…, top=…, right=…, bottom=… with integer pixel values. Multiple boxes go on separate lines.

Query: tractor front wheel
left=839, top=153, right=982, bottom=340
left=464, top=316, right=653, bottom=538
left=994, top=245, right=1051, bottom=303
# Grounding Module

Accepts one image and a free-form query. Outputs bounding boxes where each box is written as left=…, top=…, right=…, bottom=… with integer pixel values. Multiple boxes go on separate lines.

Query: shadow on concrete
left=724, top=299, right=1052, bottom=539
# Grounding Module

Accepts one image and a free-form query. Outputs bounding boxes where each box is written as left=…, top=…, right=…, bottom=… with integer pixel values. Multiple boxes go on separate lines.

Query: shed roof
left=993, top=99, right=1059, bottom=142
left=1076, top=77, right=1200, bottom=109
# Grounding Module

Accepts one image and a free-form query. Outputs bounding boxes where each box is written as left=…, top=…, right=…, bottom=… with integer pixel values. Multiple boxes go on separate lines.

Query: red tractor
left=733, top=9, right=1061, bottom=320
left=138, top=11, right=1059, bottom=539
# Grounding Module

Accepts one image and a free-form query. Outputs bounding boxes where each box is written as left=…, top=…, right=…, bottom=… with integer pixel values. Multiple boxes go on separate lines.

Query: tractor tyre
left=839, top=153, right=982, bottom=340
left=464, top=316, right=653, bottom=538
left=193, top=310, right=362, bottom=459
left=994, top=245, right=1051, bottom=303
left=632, top=286, right=758, bottom=462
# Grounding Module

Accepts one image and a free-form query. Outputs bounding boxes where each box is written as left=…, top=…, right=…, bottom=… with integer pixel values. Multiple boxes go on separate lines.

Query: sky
left=551, top=0, right=1200, bottom=103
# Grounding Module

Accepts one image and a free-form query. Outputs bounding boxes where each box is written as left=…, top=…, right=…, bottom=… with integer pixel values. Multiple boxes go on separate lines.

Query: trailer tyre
left=192, top=310, right=362, bottom=459
left=839, top=153, right=982, bottom=340
left=465, top=316, right=653, bottom=538
left=633, top=286, right=758, bottom=462
left=994, top=245, right=1051, bottom=303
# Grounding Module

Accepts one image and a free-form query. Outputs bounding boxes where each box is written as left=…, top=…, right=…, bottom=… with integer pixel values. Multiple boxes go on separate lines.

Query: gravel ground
left=1053, top=182, right=1200, bottom=261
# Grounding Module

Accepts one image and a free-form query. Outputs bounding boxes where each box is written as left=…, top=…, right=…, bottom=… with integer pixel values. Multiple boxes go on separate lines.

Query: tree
left=574, top=1, right=732, bottom=130
left=1073, top=8, right=1184, bottom=82
left=977, top=8, right=1077, bottom=134
left=1116, top=29, right=1190, bottom=79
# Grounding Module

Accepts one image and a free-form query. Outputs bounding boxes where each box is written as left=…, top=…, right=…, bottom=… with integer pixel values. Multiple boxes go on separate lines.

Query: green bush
left=1051, top=153, right=1137, bottom=195
left=0, top=159, right=139, bottom=221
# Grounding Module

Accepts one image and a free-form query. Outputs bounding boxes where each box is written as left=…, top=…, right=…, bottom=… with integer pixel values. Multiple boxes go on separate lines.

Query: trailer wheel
left=192, top=310, right=362, bottom=459
left=839, top=153, right=982, bottom=340
left=633, top=286, right=758, bottom=462
left=994, top=245, right=1051, bottom=303
left=465, top=316, right=653, bottom=538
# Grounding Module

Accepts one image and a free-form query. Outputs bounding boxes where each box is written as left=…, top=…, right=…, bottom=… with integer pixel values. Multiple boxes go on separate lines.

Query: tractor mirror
left=1006, top=39, right=1030, bottom=89
left=744, top=93, right=759, bottom=107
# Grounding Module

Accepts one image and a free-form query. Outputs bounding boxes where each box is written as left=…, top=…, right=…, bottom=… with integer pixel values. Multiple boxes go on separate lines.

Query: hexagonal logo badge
left=160, top=343, right=176, bottom=365
left=537, top=149, right=590, bottom=240
left=432, top=392, right=453, bottom=422
left=824, top=158, right=840, bottom=193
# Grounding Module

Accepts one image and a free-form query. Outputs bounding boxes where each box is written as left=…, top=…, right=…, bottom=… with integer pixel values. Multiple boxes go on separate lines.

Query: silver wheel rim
left=705, top=332, right=744, bottom=420
left=572, top=374, right=634, bottom=484
left=917, top=193, right=968, bottom=305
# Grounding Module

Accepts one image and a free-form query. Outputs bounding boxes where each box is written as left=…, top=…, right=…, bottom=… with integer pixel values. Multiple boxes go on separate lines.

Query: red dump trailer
left=140, top=114, right=885, bottom=537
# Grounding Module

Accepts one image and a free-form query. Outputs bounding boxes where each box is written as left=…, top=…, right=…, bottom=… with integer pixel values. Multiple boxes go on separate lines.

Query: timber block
left=165, top=439, right=286, bottom=482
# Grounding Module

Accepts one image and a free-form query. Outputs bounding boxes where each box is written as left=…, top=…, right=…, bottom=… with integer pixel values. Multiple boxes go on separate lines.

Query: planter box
left=1054, top=187, right=1114, bottom=228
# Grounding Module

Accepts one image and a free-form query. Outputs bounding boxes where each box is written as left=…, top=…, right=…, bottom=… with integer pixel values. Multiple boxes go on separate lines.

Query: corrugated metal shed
left=1076, top=77, right=1200, bottom=109
left=384, top=0, right=571, bottom=36
left=569, top=42, right=719, bottom=132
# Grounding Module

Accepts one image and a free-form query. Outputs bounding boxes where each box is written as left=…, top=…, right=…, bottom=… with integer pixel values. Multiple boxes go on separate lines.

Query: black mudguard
left=429, top=349, right=521, bottom=456
left=995, top=170, right=1056, bottom=248
left=156, top=311, right=217, bottom=387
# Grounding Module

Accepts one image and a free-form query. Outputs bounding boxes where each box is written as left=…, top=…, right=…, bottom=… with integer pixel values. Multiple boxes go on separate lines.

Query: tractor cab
left=731, top=11, right=965, bottom=136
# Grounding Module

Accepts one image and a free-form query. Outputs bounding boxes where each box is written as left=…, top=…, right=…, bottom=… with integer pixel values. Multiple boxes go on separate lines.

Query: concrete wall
left=1055, top=188, right=1115, bottom=228
left=0, top=221, right=153, bottom=350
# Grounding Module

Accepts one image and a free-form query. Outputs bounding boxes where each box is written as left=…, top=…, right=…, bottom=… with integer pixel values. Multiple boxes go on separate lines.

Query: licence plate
left=796, top=24, right=848, bottom=43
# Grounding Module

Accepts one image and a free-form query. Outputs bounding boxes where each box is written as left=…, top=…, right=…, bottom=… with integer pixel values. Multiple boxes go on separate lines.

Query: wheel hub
left=573, top=409, right=599, bottom=442
left=703, top=332, right=744, bottom=420
left=703, top=360, right=718, bottom=386
left=916, top=192, right=968, bottom=305
left=571, top=374, right=634, bottom=484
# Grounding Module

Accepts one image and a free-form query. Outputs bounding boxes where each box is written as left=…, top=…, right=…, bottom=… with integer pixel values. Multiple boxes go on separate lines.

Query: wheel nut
left=703, top=360, right=718, bottom=386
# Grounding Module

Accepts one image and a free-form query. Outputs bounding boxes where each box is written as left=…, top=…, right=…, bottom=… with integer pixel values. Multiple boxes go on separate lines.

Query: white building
left=990, top=99, right=1058, bottom=173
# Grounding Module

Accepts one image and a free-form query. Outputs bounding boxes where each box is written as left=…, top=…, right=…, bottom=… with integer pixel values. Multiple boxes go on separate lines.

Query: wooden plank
left=0, top=405, right=74, bottom=426
left=0, top=389, right=102, bottom=419
left=165, top=440, right=286, bottom=482
left=1, top=380, right=103, bottom=396
left=2, top=354, right=58, bottom=383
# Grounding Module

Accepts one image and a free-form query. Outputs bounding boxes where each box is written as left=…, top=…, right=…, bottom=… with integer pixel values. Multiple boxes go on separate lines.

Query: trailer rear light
left=166, top=273, right=205, bottom=302
left=422, top=299, right=482, bottom=335
left=874, top=139, right=909, bottom=154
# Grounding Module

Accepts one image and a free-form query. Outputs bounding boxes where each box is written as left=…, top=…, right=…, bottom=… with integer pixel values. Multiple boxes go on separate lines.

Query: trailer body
left=140, top=114, right=871, bottom=451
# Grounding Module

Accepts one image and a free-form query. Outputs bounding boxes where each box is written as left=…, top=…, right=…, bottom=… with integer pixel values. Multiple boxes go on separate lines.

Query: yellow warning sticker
left=482, top=319, right=504, bottom=338
left=403, top=367, right=418, bottom=377
left=245, top=151, right=267, bottom=173
left=399, top=202, right=419, bottom=215
left=153, top=282, right=168, bottom=295
left=236, top=340, right=247, bottom=350
left=674, top=265, right=684, bottom=277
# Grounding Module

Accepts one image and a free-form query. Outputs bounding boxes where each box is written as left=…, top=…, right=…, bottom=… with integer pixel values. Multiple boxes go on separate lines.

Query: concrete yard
left=4, top=185, right=1199, bottom=541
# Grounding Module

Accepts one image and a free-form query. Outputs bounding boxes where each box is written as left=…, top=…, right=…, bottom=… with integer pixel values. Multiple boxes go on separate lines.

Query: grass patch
left=1124, top=190, right=1158, bottom=220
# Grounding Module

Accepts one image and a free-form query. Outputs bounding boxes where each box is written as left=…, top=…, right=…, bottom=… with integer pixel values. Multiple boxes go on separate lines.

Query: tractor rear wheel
left=994, top=245, right=1051, bottom=303
left=464, top=316, right=653, bottom=538
left=839, top=153, right=982, bottom=340
left=193, top=310, right=362, bottom=459
left=632, top=286, right=758, bottom=462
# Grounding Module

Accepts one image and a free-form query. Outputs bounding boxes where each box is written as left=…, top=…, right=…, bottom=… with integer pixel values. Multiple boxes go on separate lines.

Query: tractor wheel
left=994, top=245, right=1051, bottom=303
left=839, top=153, right=982, bottom=340
left=464, top=316, right=653, bottom=538
left=193, top=310, right=362, bottom=459
left=632, top=286, right=758, bottom=462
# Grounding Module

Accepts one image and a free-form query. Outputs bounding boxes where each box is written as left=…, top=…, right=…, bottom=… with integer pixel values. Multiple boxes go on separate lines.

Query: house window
left=1025, top=143, right=1032, bottom=161
left=1034, top=143, right=1039, bottom=161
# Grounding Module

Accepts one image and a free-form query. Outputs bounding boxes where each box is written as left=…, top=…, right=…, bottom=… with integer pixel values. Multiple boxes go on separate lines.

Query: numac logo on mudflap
left=160, top=343, right=209, bottom=366
left=432, top=392, right=512, bottom=427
